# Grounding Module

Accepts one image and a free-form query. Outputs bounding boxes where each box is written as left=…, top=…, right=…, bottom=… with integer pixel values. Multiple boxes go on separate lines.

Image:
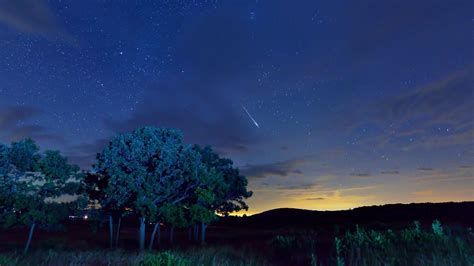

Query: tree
left=95, top=127, right=201, bottom=250
left=83, top=171, right=127, bottom=248
left=0, top=143, right=14, bottom=225
left=191, top=145, right=253, bottom=243
left=1, top=139, right=41, bottom=254
left=0, top=140, right=84, bottom=254
left=161, top=203, right=188, bottom=245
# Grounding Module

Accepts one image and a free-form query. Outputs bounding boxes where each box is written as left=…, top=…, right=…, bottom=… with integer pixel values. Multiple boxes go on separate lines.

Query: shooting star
left=242, top=105, right=260, bottom=128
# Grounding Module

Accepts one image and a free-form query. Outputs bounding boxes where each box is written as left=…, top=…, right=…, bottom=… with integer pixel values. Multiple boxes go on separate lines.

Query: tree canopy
left=93, top=127, right=252, bottom=248
left=0, top=126, right=253, bottom=251
left=0, top=139, right=84, bottom=253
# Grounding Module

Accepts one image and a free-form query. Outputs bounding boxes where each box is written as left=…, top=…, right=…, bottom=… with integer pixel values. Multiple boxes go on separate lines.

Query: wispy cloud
left=355, top=68, right=473, bottom=151
left=0, top=106, right=41, bottom=130
left=413, top=189, right=433, bottom=196
left=241, top=157, right=314, bottom=179
left=0, top=0, right=74, bottom=42
left=380, top=170, right=400, bottom=175
left=418, top=167, right=434, bottom=171
left=0, top=106, right=64, bottom=147
left=305, top=197, right=325, bottom=201
left=350, top=172, right=371, bottom=178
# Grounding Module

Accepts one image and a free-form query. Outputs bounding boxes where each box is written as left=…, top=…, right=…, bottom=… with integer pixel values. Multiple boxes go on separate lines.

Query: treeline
left=0, top=126, right=252, bottom=253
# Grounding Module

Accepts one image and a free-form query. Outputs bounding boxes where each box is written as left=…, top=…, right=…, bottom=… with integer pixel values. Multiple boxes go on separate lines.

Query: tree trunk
left=115, top=216, right=122, bottom=248
left=169, top=226, right=175, bottom=244
left=23, top=222, right=36, bottom=254
left=193, top=223, right=199, bottom=242
left=200, top=222, right=207, bottom=245
left=139, top=217, right=146, bottom=250
left=188, top=227, right=192, bottom=242
left=109, top=215, right=114, bottom=249
left=157, top=222, right=161, bottom=245
left=149, top=222, right=159, bottom=250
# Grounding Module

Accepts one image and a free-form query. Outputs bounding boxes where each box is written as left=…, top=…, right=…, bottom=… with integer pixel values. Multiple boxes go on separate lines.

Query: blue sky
left=0, top=0, right=472, bottom=213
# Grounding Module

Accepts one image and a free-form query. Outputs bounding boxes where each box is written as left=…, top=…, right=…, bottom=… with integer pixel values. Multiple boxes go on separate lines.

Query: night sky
left=0, top=0, right=472, bottom=214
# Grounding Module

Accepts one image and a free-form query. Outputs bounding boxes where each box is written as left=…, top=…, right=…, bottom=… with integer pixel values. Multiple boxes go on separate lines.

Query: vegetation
left=1, top=126, right=252, bottom=253
left=265, top=220, right=474, bottom=266
left=333, top=220, right=474, bottom=266
left=1, top=126, right=472, bottom=265
left=91, top=127, right=252, bottom=250
left=0, top=247, right=267, bottom=266
left=0, top=220, right=472, bottom=265
left=0, top=139, right=84, bottom=254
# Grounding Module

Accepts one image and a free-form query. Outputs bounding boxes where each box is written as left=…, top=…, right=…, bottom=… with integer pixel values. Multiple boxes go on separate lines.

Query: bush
left=0, top=254, right=19, bottom=266
left=140, top=251, right=188, bottom=266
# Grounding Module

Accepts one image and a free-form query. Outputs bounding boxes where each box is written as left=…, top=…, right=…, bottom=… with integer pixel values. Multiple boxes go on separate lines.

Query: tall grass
left=0, top=247, right=267, bottom=266
left=1, top=221, right=472, bottom=265
left=334, top=220, right=474, bottom=266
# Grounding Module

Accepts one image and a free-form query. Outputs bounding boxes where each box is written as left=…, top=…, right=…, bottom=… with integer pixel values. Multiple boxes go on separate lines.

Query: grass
left=0, top=247, right=268, bottom=266
left=1, top=220, right=473, bottom=265
left=333, top=220, right=474, bottom=266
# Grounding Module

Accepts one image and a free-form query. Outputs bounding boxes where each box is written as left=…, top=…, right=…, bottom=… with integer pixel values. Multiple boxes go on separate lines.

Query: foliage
left=193, top=145, right=253, bottom=216
left=93, top=128, right=253, bottom=247
left=0, top=254, right=19, bottom=266
left=269, top=232, right=318, bottom=265
left=0, top=139, right=84, bottom=253
left=333, top=220, right=474, bottom=266
left=140, top=251, right=189, bottom=266
left=2, top=145, right=84, bottom=230
left=0, top=247, right=267, bottom=266
left=95, top=127, right=199, bottom=220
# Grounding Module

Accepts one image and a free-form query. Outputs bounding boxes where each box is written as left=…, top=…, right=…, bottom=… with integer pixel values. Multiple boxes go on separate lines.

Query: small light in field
left=84, top=215, right=88, bottom=220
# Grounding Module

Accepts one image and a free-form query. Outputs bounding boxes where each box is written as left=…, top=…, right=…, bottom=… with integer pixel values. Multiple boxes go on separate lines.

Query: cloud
left=375, top=69, right=472, bottom=125
left=418, top=167, right=434, bottom=171
left=66, top=154, right=96, bottom=170
left=350, top=172, right=371, bottom=178
left=0, top=106, right=64, bottom=147
left=104, top=99, right=260, bottom=155
left=413, top=189, right=434, bottom=196
left=305, top=197, right=325, bottom=201
left=277, top=183, right=315, bottom=190
left=0, top=106, right=41, bottom=130
left=241, top=157, right=311, bottom=179
left=65, top=138, right=111, bottom=169
left=0, top=0, right=74, bottom=42
left=380, top=170, right=400, bottom=175
left=8, top=124, right=64, bottom=144
left=354, top=68, right=474, bottom=151
left=70, top=138, right=110, bottom=155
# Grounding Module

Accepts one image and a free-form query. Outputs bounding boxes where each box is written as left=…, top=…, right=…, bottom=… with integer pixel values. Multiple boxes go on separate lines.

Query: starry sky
left=0, top=0, right=473, bottom=214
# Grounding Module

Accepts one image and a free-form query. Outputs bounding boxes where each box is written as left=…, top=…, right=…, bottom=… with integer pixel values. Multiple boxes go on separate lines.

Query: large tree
left=95, top=127, right=202, bottom=250
left=191, top=145, right=253, bottom=243
left=0, top=140, right=84, bottom=254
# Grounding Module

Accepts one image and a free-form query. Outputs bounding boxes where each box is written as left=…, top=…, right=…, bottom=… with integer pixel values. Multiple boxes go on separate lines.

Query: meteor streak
left=242, top=105, right=260, bottom=128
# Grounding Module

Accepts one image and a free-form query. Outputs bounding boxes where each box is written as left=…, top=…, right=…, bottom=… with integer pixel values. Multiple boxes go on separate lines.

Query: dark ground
left=1, top=202, right=473, bottom=265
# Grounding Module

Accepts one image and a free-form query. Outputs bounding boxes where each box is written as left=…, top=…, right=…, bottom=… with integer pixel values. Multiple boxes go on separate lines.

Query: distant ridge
left=220, top=202, right=474, bottom=229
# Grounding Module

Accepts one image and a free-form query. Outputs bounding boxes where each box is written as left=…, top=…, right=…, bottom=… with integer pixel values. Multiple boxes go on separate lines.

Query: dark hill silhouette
left=218, top=202, right=474, bottom=229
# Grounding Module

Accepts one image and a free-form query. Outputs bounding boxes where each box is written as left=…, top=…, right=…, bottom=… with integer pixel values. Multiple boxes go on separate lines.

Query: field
left=1, top=202, right=473, bottom=266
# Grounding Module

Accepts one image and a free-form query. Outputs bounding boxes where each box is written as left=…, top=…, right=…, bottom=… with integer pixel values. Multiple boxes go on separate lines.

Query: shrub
left=334, top=220, right=474, bottom=266
left=140, top=251, right=189, bottom=266
left=0, top=254, right=19, bottom=266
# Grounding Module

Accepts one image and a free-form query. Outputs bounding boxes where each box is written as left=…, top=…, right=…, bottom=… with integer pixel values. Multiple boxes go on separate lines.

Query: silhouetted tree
left=83, top=171, right=127, bottom=248
left=191, top=145, right=253, bottom=243
left=95, top=127, right=201, bottom=250
left=0, top=140, right=84, bottom=254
